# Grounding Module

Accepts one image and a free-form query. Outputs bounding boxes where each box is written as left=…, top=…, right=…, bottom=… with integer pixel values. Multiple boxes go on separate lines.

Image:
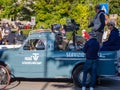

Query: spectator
left=15, top=28, right=25, bottom=44
left=2, top=26, right=13, bottom=45
left=82, top=31, right=100, bottom=90
left=61, top=25, right=66, bottom=38
left=0, top=30, right=3, bottom=45
left=100, top=22, right=120, bottom=51
left=4, top=23, right=11, bottom=33
left=3, top=32, right=16, bottom=45
left=2, top=23, right=11, bottom=39
left=88, top=4, right=105, bottom=44
left=26, top=21, right=31, bottom=29
left=2, top=38, right=9, bottom=45
left=0, top=25, right=3, bottom=38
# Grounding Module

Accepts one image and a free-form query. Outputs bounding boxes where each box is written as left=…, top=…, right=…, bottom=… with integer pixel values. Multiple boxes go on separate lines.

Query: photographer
left=51, top=24, right=63, bottom=50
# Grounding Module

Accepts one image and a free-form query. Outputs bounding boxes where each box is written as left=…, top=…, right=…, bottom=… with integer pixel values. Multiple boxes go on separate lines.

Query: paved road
left=4, top=76, right=120, bottom=90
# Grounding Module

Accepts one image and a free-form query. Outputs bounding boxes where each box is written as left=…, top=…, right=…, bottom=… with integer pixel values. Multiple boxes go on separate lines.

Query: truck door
left=14, top=37, right=47, bottom=78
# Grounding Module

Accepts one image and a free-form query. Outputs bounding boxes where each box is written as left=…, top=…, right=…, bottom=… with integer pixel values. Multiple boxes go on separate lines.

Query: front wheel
left=0, top=65, right=10, bottom=89
left=72, top=65, right=91, bottom=87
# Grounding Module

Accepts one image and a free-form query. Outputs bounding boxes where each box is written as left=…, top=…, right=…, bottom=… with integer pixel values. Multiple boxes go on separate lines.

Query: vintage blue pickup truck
left=0, top=29, right=117, bottom=89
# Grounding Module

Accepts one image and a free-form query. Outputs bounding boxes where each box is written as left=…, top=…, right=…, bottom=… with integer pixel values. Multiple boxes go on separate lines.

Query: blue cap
left=88, top=31, right=96, bottom=37
left=108, top=22, right=115, bottom=27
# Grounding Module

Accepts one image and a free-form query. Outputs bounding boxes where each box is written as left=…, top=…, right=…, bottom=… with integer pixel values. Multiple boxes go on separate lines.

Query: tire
left=72, top=65, right=91, bottom=87
left=0, top=65, right=10, bottom=89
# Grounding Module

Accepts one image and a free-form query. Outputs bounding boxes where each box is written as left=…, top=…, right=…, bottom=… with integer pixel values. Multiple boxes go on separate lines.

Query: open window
left=23, top=39, right=45, bottom=50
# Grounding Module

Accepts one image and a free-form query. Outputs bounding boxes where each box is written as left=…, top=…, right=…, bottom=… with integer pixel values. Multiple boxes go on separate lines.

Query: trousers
left=82, top=59, right=98, bottom=87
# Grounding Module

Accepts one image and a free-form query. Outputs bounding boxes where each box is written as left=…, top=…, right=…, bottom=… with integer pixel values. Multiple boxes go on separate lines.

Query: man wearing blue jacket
left=82, top=31, right=100, bottom=90
left=100, top=22, right=120, bottom=51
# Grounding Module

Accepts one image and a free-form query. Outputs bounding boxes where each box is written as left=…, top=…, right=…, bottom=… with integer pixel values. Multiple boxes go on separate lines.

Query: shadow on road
left=4, top=78, right=73, bottom=90
left=96, top=77, right=120, bottom=90
left=4, top=79, right=21, bottom=90
left=10, top=78, right=73, bottom=82
left=98, top=78, right=120, bottom=86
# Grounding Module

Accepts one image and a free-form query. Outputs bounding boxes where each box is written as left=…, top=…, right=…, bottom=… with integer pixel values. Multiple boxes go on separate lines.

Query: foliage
left=0, top=0, right=120, bottom=33
left=0, top=0, right=14, bottom=18
left=109, top=0, right=120, bottom=15
left=109, top=0, right=120, bottom=27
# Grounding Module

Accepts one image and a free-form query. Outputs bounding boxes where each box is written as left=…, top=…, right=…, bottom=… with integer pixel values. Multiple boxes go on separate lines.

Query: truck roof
left=29, top=29, right=52, bottom=36
left=28, top=29, right=55, bottom=39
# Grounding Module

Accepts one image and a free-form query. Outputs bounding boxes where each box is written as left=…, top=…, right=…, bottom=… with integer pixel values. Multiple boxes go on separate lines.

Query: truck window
left=23, top=39, right=45, bottom=50
left=35, top=39, right=45, bottom=50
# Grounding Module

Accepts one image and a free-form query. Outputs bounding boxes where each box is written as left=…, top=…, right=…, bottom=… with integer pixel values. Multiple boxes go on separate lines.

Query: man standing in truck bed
left=88, top=4, right=105, bottom=44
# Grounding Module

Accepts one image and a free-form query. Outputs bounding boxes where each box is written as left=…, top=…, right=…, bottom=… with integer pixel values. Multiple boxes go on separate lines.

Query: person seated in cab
left=100, top=22, right=120, bottom=51
left=54, top=32, right=63, bottom=50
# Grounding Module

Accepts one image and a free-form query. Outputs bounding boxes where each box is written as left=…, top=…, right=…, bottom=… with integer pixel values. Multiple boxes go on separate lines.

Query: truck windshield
left=23, top=39, right=45, bottom=50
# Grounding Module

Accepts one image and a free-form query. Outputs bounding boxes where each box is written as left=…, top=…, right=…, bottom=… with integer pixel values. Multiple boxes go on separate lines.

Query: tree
left=109, top=0, right=120, bottom=27
left=0, top=0, right=120, bottom=29
left=0, top=0, right=15, bottom=19
left=109, top=0, right=120, bottom=15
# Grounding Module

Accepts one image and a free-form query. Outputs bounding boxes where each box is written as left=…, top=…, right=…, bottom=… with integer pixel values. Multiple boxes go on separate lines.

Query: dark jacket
left=15, top=31, right=24, bottom=41
left=5, top=33, right=16, bottom=44
left=100, top=28, right=120, bottom=51
left=83, top=38, right=100, bottom=60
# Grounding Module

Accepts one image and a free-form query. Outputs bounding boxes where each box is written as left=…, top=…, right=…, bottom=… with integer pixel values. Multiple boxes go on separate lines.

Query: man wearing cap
left=82, top=31, right=100, bottom=90
left=88, top=4, right=105, bottom=44
left=100, top=22, right=120, bottom=51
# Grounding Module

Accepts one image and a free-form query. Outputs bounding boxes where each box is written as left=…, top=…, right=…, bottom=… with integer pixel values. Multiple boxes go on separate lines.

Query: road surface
left=4, top=76, right=120, bottom=90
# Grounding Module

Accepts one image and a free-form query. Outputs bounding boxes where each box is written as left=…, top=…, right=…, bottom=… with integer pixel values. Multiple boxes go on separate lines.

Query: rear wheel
left=0, top=65, right=10, bottom=89
left=72, top=65, right=91, bottom=87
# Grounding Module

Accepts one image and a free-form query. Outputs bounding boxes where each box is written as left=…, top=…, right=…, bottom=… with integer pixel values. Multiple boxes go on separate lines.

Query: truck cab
left=0, top=29, right=117, bottom=88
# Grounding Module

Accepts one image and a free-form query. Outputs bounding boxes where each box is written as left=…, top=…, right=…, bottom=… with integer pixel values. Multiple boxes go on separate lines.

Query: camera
left=51, top=19, right=80, bottom=32
left=64, top=19, right=80, bottom=32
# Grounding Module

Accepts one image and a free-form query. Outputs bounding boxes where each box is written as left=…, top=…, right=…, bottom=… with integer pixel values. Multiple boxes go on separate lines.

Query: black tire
left=0, top=65, right=10, bottom=89
left=72, top=65, right=91, bottom=87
